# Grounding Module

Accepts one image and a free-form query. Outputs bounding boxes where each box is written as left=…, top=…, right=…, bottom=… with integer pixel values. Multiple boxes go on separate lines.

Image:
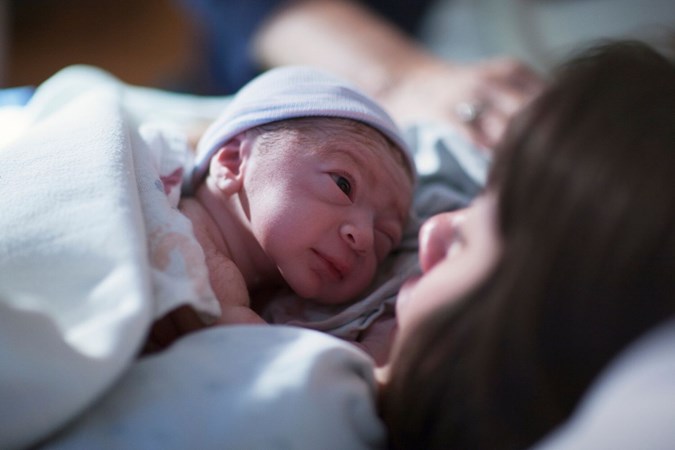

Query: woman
left=379, top=40, right=675, bottom=449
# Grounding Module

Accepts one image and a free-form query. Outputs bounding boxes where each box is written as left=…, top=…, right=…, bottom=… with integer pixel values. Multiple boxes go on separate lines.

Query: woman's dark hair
left=381, top=40, right=675, bottom=449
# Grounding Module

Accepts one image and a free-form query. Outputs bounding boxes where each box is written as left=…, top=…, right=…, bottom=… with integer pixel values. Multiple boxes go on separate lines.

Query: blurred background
left=0, top=0, right=196, bottom=89
left=424, top=0, right=675, bottom=71
left=1, top=0, right=674, bottom=92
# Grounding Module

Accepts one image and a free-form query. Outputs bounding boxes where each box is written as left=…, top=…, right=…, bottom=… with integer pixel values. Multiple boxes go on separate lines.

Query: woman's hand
left=378, top=56, right=544, bottom=150
left=254, top=0, right=545, bottom=151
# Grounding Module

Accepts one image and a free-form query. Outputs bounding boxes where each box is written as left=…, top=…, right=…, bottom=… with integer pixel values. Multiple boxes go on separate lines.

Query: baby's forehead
left=320, top=130, right=414, bottom=218
left=276, top=117, right=414, bottom=182
left=194, top=66, right=416, bottom=188
left=339, top=127, right=414, bottom=185
left=255, top=117, right=414, bottom=223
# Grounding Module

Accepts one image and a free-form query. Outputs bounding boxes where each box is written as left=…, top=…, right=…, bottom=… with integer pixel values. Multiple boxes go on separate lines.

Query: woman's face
left=396, top=194, right=501, bottom=335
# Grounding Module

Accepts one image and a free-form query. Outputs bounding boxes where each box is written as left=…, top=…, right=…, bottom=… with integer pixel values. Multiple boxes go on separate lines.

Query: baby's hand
left=143, top=305, right=207, bottom=354
left=216, top=305, right=267, bottom=325
left=143, top=303, right=266, bottom=355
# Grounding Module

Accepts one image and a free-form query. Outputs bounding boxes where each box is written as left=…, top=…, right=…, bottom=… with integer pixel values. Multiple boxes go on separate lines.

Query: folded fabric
left=0, top=89, right=152, bottom=449
left=0, top=69, right=221, bottom=449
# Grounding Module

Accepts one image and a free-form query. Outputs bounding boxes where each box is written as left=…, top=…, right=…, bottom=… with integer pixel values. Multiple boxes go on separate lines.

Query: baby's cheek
left=355, top=257, right=379, bottom=292
left=374, top=235, right=392, bottom=262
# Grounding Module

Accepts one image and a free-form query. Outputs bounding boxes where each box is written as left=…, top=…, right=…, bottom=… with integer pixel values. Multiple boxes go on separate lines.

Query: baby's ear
left=209, top=133, right=248, bottom=194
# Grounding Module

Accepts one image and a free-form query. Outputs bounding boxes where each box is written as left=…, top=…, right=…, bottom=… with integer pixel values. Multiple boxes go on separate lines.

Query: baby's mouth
left=312, top=249, right=348, bottom=280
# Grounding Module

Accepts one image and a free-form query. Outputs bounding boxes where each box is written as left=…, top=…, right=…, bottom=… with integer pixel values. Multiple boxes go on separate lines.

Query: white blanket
left=0, top=87, right=153, bottom=448
left=0, top=70, right=223, bottom=448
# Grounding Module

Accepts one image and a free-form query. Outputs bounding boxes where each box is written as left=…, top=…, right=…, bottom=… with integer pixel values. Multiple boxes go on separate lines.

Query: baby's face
left=242, top=122, right=413, bottom=304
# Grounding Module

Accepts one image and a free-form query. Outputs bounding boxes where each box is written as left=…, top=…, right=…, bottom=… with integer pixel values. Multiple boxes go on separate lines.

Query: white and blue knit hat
left=192, top=65, right=414, bottom=186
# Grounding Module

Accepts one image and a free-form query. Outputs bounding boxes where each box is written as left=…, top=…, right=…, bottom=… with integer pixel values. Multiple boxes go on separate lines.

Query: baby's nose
left=340, top=219, right=374, bottom=253
left=418, top=211, right=466, bottom=273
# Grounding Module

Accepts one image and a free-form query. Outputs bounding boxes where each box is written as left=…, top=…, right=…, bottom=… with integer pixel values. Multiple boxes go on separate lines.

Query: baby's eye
left=331, top=174, right=352, bottom=196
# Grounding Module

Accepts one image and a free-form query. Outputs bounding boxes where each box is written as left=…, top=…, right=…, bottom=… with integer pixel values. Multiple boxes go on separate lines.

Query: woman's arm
left=253, top=0, right=543, bottom=149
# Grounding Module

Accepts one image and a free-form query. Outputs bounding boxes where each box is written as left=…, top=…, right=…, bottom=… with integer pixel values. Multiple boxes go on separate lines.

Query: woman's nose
left=418, top=210, right=466, bottom=273
left=340, top=218, right=374, bottom=253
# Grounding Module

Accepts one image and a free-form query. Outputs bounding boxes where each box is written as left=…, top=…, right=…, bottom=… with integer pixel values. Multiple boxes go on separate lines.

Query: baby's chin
left=297, top=281, right=374, bottom=306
